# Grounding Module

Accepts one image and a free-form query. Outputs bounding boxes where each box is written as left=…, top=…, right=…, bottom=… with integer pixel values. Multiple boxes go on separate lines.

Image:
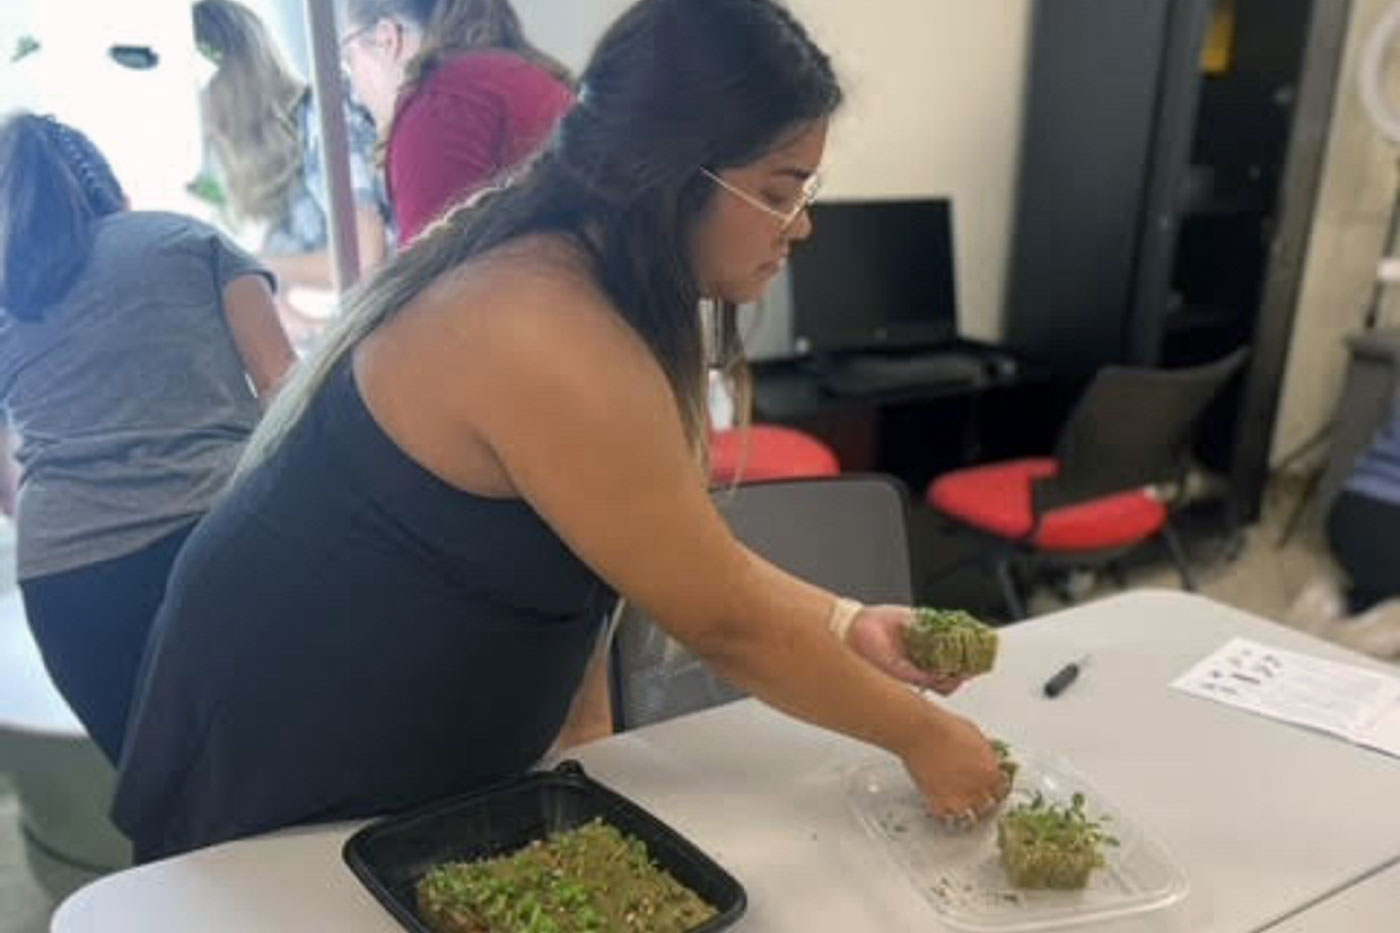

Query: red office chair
left=926, top=350, right=1248, bottom=619
left=709, top=425, right=840, bottom=487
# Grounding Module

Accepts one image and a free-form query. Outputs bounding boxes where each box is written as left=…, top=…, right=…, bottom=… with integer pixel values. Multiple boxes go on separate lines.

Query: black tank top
left=114, top=357, right=615, bottom=860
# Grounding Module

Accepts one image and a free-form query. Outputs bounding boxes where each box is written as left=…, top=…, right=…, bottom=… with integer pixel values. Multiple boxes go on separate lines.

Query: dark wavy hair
left=0, top=114, right=126, bottom=322
left=242, top=0, right=841, bottom=471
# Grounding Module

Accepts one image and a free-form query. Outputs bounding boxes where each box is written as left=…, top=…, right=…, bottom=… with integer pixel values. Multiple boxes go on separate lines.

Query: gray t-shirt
left=0, top=211, right=272, bottom=579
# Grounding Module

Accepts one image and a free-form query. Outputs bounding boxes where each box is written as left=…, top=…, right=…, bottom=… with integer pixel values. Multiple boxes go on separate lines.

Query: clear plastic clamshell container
left=845, top=750, right=1188, bottom=932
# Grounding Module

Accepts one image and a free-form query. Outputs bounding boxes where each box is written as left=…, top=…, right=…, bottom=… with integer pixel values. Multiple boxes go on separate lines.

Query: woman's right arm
left=429, top=274, right=1007, bottom=821
left=221, top=274, right=296, bottom=404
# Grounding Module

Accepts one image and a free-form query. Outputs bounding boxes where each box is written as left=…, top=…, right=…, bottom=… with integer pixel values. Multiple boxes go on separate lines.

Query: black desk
left=749, top=346, right=1065, bottom=494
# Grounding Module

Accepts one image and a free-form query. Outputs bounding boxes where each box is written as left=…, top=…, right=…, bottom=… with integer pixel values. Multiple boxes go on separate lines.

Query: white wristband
left=827, top=597, right=863, bottom=643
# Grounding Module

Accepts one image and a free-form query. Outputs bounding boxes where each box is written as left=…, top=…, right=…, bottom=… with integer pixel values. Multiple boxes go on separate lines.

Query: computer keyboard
left=817, top=351, right=989, bottom=397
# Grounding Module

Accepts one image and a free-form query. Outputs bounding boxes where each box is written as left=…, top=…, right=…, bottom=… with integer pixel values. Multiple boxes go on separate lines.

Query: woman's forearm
left=678, top=546, right=949, bottom=759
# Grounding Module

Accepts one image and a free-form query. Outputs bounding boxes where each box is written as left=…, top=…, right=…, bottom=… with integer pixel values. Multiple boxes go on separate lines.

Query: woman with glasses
left=0, top=114, right=294, bottom=763
left=114, top=0, right=1007, bottom=861
left=193, top=0, right=390, bottom=341
left=337, top=0, right=573, bottom=244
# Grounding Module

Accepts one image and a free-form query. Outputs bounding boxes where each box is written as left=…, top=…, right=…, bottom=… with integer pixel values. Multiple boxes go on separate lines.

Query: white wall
left=257, top=0, right=312, bottom=76
left=0, top=0, right=205, bottom=213
left=794, top=0, right=1033, bottom=343
left=516, top=0, right=633, bottom=69
left=1272, top=0, right=1400, bottom=464
left=516, top=0, right=1034, bottom=345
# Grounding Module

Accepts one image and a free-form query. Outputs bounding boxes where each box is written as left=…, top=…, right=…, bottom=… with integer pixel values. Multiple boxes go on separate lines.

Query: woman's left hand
left=845, top=604, right=972, bottom=696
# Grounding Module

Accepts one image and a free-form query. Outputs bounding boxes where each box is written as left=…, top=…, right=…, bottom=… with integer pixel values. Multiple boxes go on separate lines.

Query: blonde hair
left=707, top=302, right=755, bottom=487
left=712, top=302, right=753, bottom=426
left=194, top=0, right=306, bottom=224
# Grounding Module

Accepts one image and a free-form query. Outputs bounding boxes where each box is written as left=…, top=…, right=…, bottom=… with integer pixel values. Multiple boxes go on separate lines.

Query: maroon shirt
left=388, top=51, right=573, bottom=244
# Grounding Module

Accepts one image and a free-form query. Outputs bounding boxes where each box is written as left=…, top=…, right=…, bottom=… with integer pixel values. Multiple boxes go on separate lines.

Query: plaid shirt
left=262, top=91, right=391, bottom=255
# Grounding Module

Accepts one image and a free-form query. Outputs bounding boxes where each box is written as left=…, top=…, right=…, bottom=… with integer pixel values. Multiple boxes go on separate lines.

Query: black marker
left=1043, top=655, right=1090, bottom=698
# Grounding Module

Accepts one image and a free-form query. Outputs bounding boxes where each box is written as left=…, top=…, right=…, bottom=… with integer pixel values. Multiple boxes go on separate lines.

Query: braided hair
left=0, top=113, right=127, bottom=321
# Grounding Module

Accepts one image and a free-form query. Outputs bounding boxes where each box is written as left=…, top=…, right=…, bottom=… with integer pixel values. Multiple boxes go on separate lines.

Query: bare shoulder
left=423, top=234, right=655, bottom=376
left=447, top=235, right=614, bottom=324
left=355, top=233, right=671, bottom=498
left=365, top=232, right=671, bottom=425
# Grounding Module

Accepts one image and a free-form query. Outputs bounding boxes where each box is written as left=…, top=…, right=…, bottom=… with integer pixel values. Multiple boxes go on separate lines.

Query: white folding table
left=52, top=591, right=1400, bottom=932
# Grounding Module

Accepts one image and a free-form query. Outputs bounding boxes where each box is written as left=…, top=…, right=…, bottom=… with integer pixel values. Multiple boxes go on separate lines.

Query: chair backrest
left=610, top=474, right=914, bottom=731
left=1037, top=349, right=1249, bottom=512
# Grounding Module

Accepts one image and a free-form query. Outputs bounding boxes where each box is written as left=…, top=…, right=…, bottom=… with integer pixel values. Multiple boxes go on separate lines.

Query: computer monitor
left=788, top=199, right=958, bottom=355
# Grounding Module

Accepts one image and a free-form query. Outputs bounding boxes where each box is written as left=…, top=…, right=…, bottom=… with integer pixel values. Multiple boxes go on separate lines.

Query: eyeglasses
left=701, top=167, right=822, bottom=233
left=338, top=22, right=374, bottom=52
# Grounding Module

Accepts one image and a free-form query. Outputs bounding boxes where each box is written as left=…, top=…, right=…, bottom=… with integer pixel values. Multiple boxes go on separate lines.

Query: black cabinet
left=750, top=349, right=1073, bottom=497
left=1003, top=0, right=1351, bottom=519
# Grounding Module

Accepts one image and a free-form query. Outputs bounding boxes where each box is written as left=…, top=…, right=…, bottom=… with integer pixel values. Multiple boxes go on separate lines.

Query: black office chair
left=609, top=475, right=914, bottom=731
left=927, top=349, right=1249, bottom=619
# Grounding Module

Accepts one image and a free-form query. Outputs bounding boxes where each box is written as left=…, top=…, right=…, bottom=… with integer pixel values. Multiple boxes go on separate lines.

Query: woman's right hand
left=900, top=711, right=1009, bottom=826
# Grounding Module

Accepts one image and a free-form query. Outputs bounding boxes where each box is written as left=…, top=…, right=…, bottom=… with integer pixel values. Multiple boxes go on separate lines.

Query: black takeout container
left=343, top=760, right=747, bottom=932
